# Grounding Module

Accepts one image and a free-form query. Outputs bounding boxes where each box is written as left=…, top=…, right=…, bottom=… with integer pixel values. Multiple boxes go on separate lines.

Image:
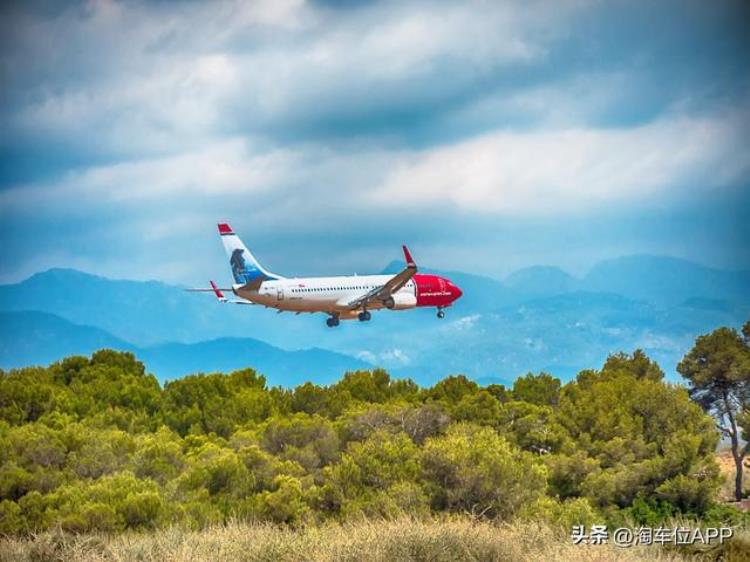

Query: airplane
left=188, top=223, right=463, bottom=327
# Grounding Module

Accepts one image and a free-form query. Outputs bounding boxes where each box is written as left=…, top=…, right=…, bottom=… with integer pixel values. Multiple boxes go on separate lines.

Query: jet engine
left=384, top=293, right=417, bottom=310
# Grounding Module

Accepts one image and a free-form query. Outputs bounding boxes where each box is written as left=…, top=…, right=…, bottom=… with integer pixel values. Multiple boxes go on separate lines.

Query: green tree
left=559, top=357, right=720, bottom=513
left=322, top=430, right=425, bottom=518
left=426, top=375, right=479, bottom=406
left=132, top=427, right=185, bottom=484
left=400, top=404, right=451, bottom=444
left=291, top=382, right=329, bottom=415
left=453, top=391, right=502, bottom=426
left=497, top=401, right=569, bottom=455
left=0, top=366, right=70, bottom=425
left=160, top=368, right=273, bottom=437
left=420, top=423, right=546, bottom=519
left=67, top=426, right=135, bottom=479
left=331, top=369, right=418, bottom=404
left=0, top=345, right=737, bottom=534
left=483, top=383, right=512, bottom=403
left=178, top=443, right=253, bottom=499
left=678, top=323, right=750, bottom=501
left=43, top=472, right=169, bottom=532
left=254, top=474, right=310, bottom=524
left=0, top=500, right=23, bottom=534
left=512, top=372, right=561, bottom=406
left=231, top=440, right=304, bottom=493
left=259, top=414, right=340, bottom=471
left=337, top=403, right=449, bottom=446
left=51, top=351, right=162, bottom=430
left=603, top=349, right=664, bottom=381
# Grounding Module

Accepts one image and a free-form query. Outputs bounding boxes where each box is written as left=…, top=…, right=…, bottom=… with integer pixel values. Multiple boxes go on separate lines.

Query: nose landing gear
left=358, top=310, right=372, bottom=322
left=437, top=307, right=445, bottom=319
left=326, top=314, right=340, bottom=327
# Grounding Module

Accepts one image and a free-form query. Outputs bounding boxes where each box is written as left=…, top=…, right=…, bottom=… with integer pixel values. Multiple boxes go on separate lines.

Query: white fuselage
left=235, top=274, right=416, bottom=317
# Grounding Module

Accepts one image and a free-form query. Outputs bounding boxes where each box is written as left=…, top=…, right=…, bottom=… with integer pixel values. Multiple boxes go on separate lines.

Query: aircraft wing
left=347, top=245, right=417, bottom=310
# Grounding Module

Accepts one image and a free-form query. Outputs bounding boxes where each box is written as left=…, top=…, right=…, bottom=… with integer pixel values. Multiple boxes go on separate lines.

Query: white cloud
left=2, top=0, right=749, bottom=282
left=3, top=106, right=747, bottom=223
left=355, top=348, right=410, bottom=366
left=0, top=137, right=290, bottom=211
left=380, top=348, right=411, bottom=365
left=2, top=0, right=584, bottom=161
left=372, top=110, right=750, bottom=214
left=453, top=314, right=482, bottom=330
left=356, top=350, right=377, bottom=364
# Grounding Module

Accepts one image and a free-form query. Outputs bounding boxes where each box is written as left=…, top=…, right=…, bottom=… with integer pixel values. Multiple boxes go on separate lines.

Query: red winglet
left=218, top=223, right=233, bottom=235
left=209, top=280, right=225, bottom=300
left=402, top=245, right=416, bottom=268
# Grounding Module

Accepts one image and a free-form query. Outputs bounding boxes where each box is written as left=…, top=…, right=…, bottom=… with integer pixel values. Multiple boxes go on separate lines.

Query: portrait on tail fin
left=230, top=249, right=247, bottom=282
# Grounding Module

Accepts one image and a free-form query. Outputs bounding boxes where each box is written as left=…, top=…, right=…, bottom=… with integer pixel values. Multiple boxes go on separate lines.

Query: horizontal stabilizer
left=185, top=281, right=228, bottom=302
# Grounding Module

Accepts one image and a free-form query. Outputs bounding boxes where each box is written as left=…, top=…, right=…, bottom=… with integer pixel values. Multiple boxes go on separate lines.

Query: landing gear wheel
left=358, top=311, right=372, bottom=322
left=326, top=316, right=340, bottom=327
left=437, top=309, right=445, bottom=319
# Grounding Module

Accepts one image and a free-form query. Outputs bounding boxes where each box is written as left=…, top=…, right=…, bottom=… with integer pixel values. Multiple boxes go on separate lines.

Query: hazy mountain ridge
left=0, top=310, right=134, bottom=367
left=582, top=255, right=750, bottom=306
left=503, top=265, right=578, bottom=297
left=0, top=311, right=371, bottom=385
left=140, top=338, right=371, bottom=385
left=384, top=254, right=750, bottom=307
left=1, top=255, right=748, bottom=384
left=0, top=268, right=236, bottom=346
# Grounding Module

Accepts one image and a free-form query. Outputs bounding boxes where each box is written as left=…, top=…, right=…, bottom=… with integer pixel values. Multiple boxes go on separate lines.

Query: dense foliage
left=0, top=349, right=726, bottom=534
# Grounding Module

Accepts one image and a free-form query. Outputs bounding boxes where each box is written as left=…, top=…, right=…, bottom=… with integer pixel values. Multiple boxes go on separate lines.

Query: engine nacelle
left=384, top=292, right=417, bottom=310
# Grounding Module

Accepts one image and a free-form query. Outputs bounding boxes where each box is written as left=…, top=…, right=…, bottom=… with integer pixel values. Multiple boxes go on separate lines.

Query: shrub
left=421, top=423, right=546, bottom=519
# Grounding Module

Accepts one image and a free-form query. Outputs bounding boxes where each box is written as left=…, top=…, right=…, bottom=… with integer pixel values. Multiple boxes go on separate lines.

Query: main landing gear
left=437, top=307, right=445, bottom=319
left=358, top=310, right=372, bottom=322
left=326, top=314, right=340, bottom=328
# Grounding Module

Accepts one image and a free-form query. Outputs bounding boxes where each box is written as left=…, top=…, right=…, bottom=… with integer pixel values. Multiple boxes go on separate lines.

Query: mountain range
left=0, top=255, right=748, bottom=385
left=0, top=310, right=369, bottom=386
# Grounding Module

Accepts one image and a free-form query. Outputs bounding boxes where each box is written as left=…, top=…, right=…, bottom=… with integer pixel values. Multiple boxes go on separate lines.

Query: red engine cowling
left=384, top=292, right=417, bottom=310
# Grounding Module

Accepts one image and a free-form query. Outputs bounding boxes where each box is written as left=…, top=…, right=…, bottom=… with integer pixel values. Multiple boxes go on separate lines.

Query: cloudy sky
left=1, top=0, right=748, bottom=284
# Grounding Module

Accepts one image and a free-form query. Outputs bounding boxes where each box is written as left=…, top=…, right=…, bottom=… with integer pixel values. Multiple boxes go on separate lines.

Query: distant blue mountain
left=0, top=268, right=351, bottom=350
left=582, top=255, right=750, bottom=307
left=504, top=266, right=578, bottom=297
left=140, top=338, right=370, bottom=385
left=0, top=269, right=219, bottom=346
left=0, top=310, right=134, bottom=368
left=1, top=255, right=748, bottom=384
left=370, top=256, right=749, bottom=382
left=0, top=311, right=371, bottom=385
left=384, top=255, right=750, bottom=307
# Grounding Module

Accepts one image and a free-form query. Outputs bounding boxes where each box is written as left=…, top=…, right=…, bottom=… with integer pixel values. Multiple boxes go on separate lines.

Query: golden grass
left=715, top=450, right=750, bottom=504
left=0, top=517, right=709, bottom=562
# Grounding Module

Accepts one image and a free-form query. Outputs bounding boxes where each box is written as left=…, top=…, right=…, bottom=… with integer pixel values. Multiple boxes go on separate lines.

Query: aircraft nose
left=452, top=284, right=463, bottom=300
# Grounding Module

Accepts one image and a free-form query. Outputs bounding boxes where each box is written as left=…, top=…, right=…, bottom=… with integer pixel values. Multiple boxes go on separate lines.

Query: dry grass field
left=3, top=517, right=746, bottom=562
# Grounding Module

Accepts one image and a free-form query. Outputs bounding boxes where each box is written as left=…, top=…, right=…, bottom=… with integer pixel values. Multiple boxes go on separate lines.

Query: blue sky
left=0, top=0, right=748, bottom=284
